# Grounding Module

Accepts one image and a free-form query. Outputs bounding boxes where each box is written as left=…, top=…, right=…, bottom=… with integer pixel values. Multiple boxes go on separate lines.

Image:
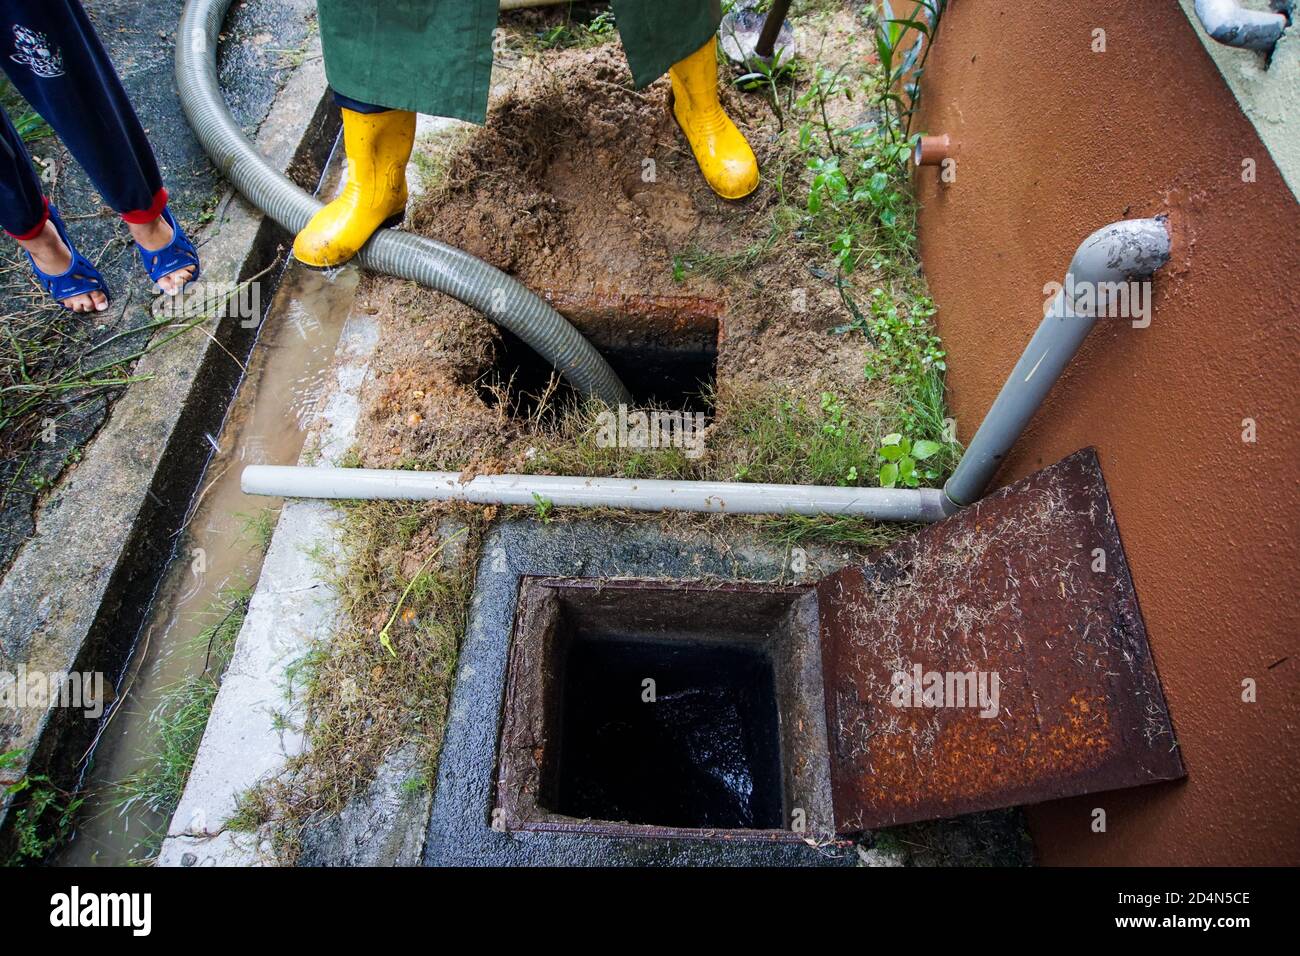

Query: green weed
left=2, top=748, right=83, bottom=864
left=526, top=7, right=616, bottom=51
left=111, top=587, right=249, bottom=855
left=237, top=505, right=279, bottom=552
left=0, top=78, right=51, bottom=144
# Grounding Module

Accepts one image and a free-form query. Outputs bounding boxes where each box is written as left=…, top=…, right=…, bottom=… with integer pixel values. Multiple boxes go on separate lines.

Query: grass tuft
left=227, top=503, right=485, bottom=860
left=112, top=587, right=250, bottom=853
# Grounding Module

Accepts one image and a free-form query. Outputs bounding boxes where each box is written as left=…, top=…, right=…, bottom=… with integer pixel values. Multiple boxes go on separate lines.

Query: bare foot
left=15, top=220, right=107, bottom=313
left=128, top=216, right=194, bottom=295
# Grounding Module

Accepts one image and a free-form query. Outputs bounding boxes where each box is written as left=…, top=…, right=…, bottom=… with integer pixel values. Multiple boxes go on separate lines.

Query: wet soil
left=354, top=7, right=882, bottom=474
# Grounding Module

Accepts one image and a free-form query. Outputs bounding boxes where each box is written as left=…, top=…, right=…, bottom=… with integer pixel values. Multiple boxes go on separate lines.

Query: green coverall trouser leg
left=316, top=0, right=722, bottom=122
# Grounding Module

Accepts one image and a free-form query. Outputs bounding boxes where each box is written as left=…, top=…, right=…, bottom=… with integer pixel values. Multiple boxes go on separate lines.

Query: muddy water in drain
left=56, top=260, right=360, bottom=866
left=555, top=639, right=783, bottom=829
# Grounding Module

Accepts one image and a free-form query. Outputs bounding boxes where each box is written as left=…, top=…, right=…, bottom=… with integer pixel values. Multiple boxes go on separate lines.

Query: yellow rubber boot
left=670, top=38, right=759, bottom=200
left=293, top=108, right=415, bottom=268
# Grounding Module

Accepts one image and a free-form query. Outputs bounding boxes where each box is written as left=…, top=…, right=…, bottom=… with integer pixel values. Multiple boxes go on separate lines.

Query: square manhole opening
left=559, top=632, right=781, bottom=828
left=477, top=293, right=721, bottom=418
left=495, top=578, right=836, bottom=841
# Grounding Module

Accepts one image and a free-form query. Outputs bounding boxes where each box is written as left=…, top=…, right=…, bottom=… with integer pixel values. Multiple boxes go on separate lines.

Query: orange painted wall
left=909, top=3, right=1300, bottom=864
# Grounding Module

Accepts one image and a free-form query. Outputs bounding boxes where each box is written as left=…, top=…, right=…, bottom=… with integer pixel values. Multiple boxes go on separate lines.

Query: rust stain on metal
left=817, top=448, right=1185, bottom=833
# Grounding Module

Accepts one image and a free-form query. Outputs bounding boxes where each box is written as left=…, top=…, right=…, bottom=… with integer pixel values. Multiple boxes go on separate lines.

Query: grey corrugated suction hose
left=175, top=0, right=632, bottom=406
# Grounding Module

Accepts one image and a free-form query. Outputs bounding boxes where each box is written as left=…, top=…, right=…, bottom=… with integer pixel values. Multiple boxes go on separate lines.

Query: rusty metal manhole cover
left=817, top=448, right=1185, bottom=832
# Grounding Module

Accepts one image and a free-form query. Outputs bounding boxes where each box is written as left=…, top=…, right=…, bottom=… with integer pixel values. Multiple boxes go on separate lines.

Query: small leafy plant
left=877, top=431, right=943, bottom=488
left=2, top=748, right=84, bottom=863
left=735, top=47, right=795, bottom=131
left=819, top=391, right=849, bottom=438
left=819, top=392, right=864, bottom=484
left=858, top=288, right=946, bottom=386
left=587, top=10, right=616, bottom=37
left=796, top=67, right=919, bottom=276
left=875, top=1, right=947, bottom=140
left=534, top=9, right=616, bottom=49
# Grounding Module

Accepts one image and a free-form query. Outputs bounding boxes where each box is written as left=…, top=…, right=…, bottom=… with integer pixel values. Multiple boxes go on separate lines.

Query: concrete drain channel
left=55, top=143, right=360, bottom=866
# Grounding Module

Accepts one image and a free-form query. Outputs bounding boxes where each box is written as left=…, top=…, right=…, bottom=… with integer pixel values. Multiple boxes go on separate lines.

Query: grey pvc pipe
left=1193, top=0, right=1289, bottom=52
left=942, top=218, right=1171, bottom=509
left=176, top=0, right=631, bottom=406
left=242, top=465, right=951, bottom=522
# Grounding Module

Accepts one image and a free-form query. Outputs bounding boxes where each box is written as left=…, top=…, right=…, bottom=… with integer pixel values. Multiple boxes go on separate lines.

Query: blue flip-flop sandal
left=23, top=204, right=110, bottom=312
left=135, top=205, right=200, bottom=294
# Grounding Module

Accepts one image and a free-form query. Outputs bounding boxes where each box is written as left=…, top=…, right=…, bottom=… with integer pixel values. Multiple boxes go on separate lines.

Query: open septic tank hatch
left=498, top=580, right=835, bottom=841
left=494, top=450, right=1186, bottom=841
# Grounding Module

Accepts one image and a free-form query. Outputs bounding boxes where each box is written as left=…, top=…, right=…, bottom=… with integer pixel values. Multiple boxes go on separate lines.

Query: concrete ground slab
left=0, top=4, right=337, bottom=854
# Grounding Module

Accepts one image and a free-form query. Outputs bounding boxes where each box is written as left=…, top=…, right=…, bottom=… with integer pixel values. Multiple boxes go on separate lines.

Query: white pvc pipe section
left=242, top=466, right=950, bottom=522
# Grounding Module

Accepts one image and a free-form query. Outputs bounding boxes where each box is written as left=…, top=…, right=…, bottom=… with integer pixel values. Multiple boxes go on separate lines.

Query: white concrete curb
left=157, top=296, right=378, bottom=867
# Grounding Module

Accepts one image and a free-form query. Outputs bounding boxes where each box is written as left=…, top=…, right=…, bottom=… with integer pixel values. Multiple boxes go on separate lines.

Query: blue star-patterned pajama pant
left=0, top=0, right=164, bottom=238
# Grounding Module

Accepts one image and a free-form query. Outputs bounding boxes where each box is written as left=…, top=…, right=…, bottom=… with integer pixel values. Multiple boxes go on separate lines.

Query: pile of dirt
left=411, top=44, right=723, bottom=293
